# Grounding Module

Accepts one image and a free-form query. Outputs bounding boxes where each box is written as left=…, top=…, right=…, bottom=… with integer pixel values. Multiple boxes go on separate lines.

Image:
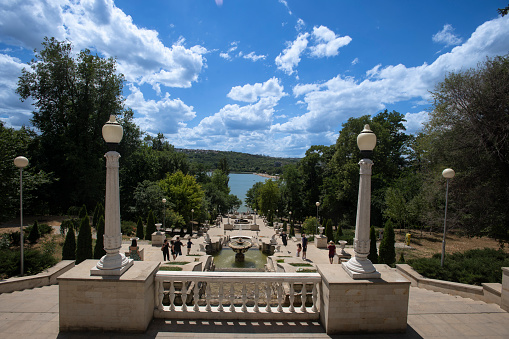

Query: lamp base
left=342, top=257, right=381, bottom=279
left=91, top=253, right=133, bottom=276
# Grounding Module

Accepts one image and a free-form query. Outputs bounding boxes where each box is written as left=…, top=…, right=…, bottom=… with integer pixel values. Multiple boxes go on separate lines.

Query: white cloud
left=278, top=0, right=292, bottom=15
left=227, top=77, right=286, bottom=103
left=243, top=52, right=267, bottom=62
left=403, top=111, right=429, bottom=134
left=126, top=85, right=195, bottom=134
left=0, top=0, right=207, bottom=93
left=275, top=33, right=309, bottom=75
left=309, top=26, right=352, bottom=58
left=295, top=18, right=305, bottom=31
left=352, top=57, right=359, bottom=65
left=433, top=24, right=463, bottom=47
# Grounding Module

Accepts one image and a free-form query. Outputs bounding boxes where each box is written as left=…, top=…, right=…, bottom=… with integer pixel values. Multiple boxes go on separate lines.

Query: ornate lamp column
left=343, top=125, right=381, bottom=279
left=91, top=115, right=133, bottom=276
left=315, top=201, right=320, bottom=235
left=441, top=168, right=455, bottom=267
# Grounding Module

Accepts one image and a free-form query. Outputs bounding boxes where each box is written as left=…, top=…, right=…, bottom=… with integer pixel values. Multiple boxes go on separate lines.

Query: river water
left=228, top=173, right=268, bottom=213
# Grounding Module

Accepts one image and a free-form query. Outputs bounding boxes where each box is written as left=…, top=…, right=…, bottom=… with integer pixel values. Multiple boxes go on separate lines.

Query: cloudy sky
left=1, top=0, right=508, bottom=157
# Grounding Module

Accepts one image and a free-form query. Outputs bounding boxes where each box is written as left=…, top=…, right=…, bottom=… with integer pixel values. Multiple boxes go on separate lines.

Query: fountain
left=228, top=236, right=253, bottom=262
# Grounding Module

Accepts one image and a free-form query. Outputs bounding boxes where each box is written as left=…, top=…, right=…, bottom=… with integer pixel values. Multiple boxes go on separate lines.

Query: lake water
left=228, top=173, right=268, bottom=212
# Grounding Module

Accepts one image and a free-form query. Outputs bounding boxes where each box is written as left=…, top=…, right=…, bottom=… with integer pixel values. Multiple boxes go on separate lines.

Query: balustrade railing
left=154, top=271, right=321, bottom=320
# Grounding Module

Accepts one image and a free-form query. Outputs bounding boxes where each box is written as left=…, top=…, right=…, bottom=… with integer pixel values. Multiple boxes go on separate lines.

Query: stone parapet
left=318, top=264, right=410, bottom=334
left=58, top=260, right=159, bottom=333
left=502, top=267, right=509, bottom=312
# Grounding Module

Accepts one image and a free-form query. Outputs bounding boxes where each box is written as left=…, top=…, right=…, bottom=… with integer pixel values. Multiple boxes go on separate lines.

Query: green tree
left=136, top=216, right=144, bottom=240
left=289, top=221, right=295, bottom=237
left=257, top=180, right=280, bottom=221
left=61, top=227, right=76, bottom=260
left=325, top=219, right=334, bottom=243
left=28, top=220, right=40, bottom=244
left=302, top=216, right=318, bottom=236
left=79, top=204, right=87, bottom=219
left=245, top=181, right=264, bottom=211
left=368, top=226, right=378, bottom=264
left=17, top=37, right=138, bottom=212
left=93, top=216, right=105, bottom=259
left=379, top=220, right=396, bottom=265
left=145, top=210, right=156, bottom=240
left=75, top=216, right=92, bottom=264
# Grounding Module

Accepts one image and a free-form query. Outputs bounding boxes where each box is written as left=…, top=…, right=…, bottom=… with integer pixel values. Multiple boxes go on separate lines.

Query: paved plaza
left=0, top=216, right=508, bottom=338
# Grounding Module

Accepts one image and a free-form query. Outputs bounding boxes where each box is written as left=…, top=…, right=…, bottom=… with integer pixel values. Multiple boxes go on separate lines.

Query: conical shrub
left=368, top=226, right=378, bottom=264
left=145, top=210, right=156, bottom=240
left=379, top=220, right=396, bottom=265
left=28, top=220, right=40, bottom=244
left=136, top=216, right=144, bottom=240
left=93, top=216, right=106, bottom=259
left=76, top=215, right=92, bottom=265
left=62, top=226, right=76, bottom=260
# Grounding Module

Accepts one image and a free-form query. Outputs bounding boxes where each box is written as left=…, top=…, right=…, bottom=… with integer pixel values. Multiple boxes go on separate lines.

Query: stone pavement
left=1, top=214, right=508, bottom=338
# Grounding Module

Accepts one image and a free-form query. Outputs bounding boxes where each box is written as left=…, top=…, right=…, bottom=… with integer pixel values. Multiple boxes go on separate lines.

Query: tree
left=257, top=180, right=280, bottom=219
left=93, top=216, right=106, bottom=259
left=145, top=210, right=156, bottom=240
left=17, top=37, right=137, bottom=212
left=62, top=227, right=76, bottom=260
left=75, top=216, right=92, bottom=264
left=325, top=219, right=334, bottom=243
left=425, top=55, right=509, bottom=241
left=302, top=217, right=318, bottom=236
left=378, top=220, right=396, bottom=265
left=368, top=226, right=378, bottom=264
left=289, top=221, right=295, bottom=237
left=28, top=220, right=40, bottom=244
left=79, top=204, right=87, bottom=219
left=136, top=216, right=144, bottom=240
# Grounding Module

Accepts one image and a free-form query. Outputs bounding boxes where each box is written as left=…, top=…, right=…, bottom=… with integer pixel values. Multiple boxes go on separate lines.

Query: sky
left=1, top=1, right=508, bottom=158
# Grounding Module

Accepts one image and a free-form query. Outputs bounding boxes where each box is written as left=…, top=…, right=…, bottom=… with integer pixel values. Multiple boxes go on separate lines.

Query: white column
left=91, top=151, right=133, bottom=276
left=342, top=158, right=381, bottom=279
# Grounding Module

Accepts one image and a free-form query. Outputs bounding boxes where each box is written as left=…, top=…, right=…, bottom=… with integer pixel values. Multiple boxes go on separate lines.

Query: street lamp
left=191, top=208, right=194, bottom=232
left=343, top=125, right=381, bottom=279
left=92, top=115, right=133, bottom=276
left=441, top=168, right=455, bottom=267
left=315, top=202, right=320, bottom=235
left=162, top=198, right=167, bottom=230
left=14, top=156, right=28, bottom=276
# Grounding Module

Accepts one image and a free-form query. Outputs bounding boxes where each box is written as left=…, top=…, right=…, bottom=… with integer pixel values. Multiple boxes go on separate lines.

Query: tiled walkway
left=1, top=215, right=508, bottom=338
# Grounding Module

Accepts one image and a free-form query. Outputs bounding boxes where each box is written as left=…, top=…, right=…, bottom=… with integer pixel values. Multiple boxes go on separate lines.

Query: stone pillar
left=91, top=151, right=133, bottom=276
left=502, top=267, right=509, bottom=312
left=343, top=158, right=380, bottom=279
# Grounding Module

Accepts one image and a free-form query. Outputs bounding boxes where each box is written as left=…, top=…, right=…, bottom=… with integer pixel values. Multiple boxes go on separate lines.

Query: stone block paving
left=1, top=215, right=508, bottom=338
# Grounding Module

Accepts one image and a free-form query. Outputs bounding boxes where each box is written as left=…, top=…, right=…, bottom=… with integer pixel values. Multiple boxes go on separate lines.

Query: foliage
left=379, top=220, right=396, bottom=265
left=0, top=246, right=57, bottom=279
left=121, top=220, right=136, bottom=236
left=78, top=204, right=87, bottom=219
left=368, top=226, right=378, bottom=264
left=27, top=220, right=41, bottom=244
left=62, top=227, right=76, bottom=260
left=93, top=216, right=105, bottom=259
left=408, top=248, right=509, bottom=285
left=289, top=222, right=295, bottom=237
left=256, top=179, right=280, bottom=220
left=135, top=216, right=144, bottom=240
left=159, top=266, right=183, bottom=271
left=325, top=219, right=333, bottom=243
left=92, top=203, right=103, bottom=228
left=25, top=222, right=52, bottom=238
left=75, top=216, right=92, bottom=265
left=335, top=228, right=355, bottom=245
left=283, top=221, right=288, bottom=234
left=145, top=210, right=156, bottom=240
left=302, top=216, right=318, bottom=236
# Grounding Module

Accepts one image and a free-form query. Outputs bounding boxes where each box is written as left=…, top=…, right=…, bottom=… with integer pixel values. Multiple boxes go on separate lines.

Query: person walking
left=187, top=238, right=193, bottom=255
left=296, top=243, right=302, bottom=257
left=170, top=240, right=176, bottom=260
left=173, top=236, right=183, bottom=258
left=327, top=241, right=336, bottom=264
left=162, top=239, right=170, bottom=262
left=302, top=234, right=308, bottom=260
left=280, top=231, right=288, bottom=247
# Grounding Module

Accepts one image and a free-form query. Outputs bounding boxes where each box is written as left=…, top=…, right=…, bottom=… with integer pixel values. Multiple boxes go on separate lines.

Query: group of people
left=281, top=232, right=337, bottom=264
left=162, top=236, right=193, bottom=261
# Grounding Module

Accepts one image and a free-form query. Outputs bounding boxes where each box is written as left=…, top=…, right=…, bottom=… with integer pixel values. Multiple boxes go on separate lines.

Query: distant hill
left=176, top=148, right=300, bottom=175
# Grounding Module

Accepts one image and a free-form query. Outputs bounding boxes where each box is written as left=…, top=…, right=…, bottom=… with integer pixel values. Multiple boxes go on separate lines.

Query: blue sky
left=1, top=0, right=508, bottom=158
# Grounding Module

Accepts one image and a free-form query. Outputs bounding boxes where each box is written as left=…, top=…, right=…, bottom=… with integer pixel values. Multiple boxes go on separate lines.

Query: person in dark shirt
left=327, top=241, right=336, bottom=264
left=173, top=236, right=183, bottom=257
left=280, top=231, right=288, bottom=247
left=302, top=234, right=308, bottom=260
left=187, top=238, right=193, bottom=255
left=162, top=238, right=170, bottom=261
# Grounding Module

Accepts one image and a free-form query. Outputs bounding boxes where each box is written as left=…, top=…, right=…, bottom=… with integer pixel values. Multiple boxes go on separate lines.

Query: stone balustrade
left=154, top=271, right=321, bottom=320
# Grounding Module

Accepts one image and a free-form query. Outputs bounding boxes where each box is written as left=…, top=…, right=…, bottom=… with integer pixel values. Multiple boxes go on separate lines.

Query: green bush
left=0, top=247, right=57, bottom=279
left=145, top=210, right=156, bottom=240
left=379, top=220, right=396, bottom=265
left=93, top=216, right=105, bottom=259
left=121, top=220, right=136, bottom=236
left=25, top=222, right=52, bottom=238
left=325, top=219, right=334, bottom=242
left=76, top=215, right=92, bottom=265
left=302, top=216, right=318, bottom=235
left=336, top=228, right=354, bottom=245
left=136, top=216, right=144, bottom=240
left=289, top=222, right=295, bottom=237
left=27, top=220, right=40, bottom=244
left=409, top=248, right=509, bottom=285
left=62, top=227, right=76, bottom=260
left=368, top=226, right=378, bottom=264
left=159, top=266, right=183, bottom=271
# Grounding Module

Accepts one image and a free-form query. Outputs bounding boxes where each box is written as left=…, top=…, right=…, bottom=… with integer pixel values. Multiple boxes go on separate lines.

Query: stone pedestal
left=318, top=264, right=410, bottom=334
left=151, top=232, right=165, bottom=247
left=502, top=267, right=509, bottom=312
left=314, top=236, right=328, bottom=248
left=59, top=260, right=159, bottom=333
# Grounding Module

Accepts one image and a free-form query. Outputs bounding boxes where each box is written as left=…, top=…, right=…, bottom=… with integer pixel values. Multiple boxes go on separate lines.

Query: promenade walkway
left=1, top=214, right=508, bottom=338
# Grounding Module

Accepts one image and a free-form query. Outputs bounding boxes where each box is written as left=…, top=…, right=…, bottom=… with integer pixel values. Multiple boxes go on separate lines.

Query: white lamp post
left=91, top=115, right=133, bottom=276
left=343, top=125, right=381, bottom=279
left=162, top=198, right=167, bottom=230
left=315, top=201, right=320, bottom=235
left=191, top=208, right=194, bottom=232
left=14, top=156, right=28, bottom=276
left=441, top=168, right=455, bottom=267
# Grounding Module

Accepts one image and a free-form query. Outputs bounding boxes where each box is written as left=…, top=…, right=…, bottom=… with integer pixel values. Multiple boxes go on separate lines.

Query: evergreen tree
left=145, top=210, right=156, bottom=240
left=28, top=220, right=41, bottom=244
left=136, top=216, right=144, bottom=240
left=92, top=202, right=102, bottom=228
left=334, top=225, right=343, bottom=242
left=289, top=221, right=295, bottom=237
left=62, top=226, right=76, bottom=260
left=93, top=216, right=105, bottom=259
left=283, top=221, right=288, bottom=234
left=79, top=204, right=87, bottom=219
left=325, top=219, right=334, bottom=242
left=75, top=215, right=92, bottom=264
left=379, top=220, right=396, bottom=265
left=368, top=226, right=378, bottom=264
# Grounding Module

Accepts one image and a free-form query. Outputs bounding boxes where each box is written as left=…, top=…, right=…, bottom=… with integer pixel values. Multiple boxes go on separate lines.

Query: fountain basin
left=228, top=236, right=253, bottom=262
